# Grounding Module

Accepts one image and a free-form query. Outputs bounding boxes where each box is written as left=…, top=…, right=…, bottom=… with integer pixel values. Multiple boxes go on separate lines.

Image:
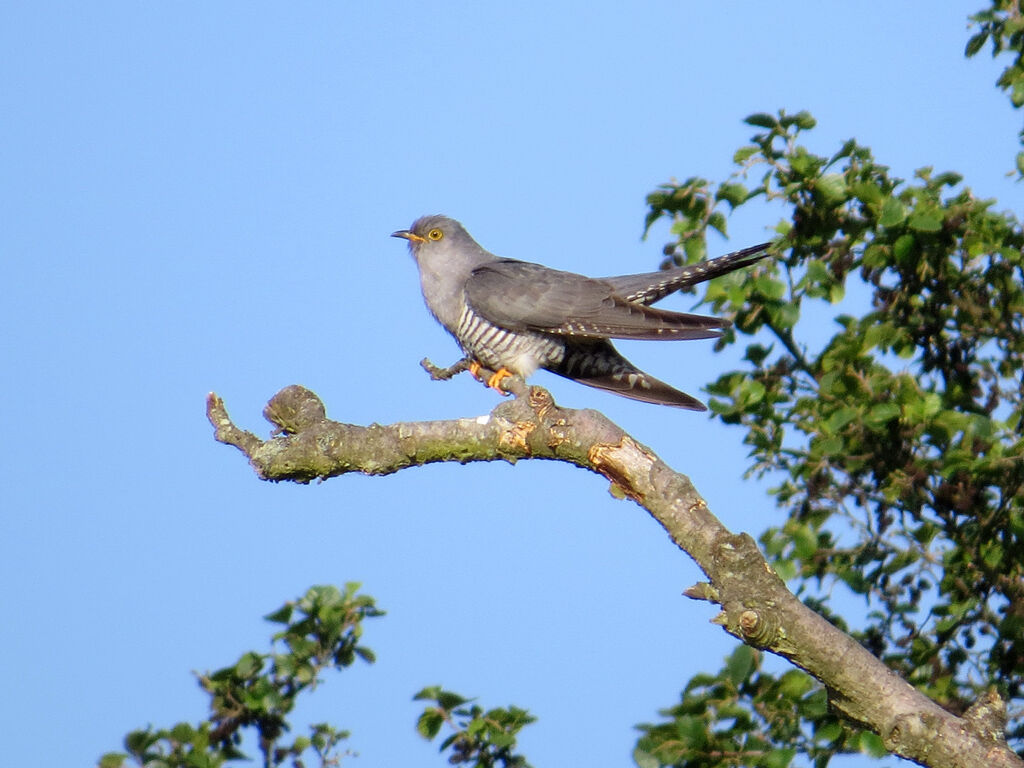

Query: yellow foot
left=468, top=362, right=513, bottom=395
left=487, top=368, right=513, bottom=393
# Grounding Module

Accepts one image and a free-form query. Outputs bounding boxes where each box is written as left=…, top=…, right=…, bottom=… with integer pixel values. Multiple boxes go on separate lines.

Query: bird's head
left=391, top=215, right=489, bottom=269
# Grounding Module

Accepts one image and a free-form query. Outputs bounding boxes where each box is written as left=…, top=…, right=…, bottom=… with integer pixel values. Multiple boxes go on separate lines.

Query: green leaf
left=908, top=209, right=943, bottom=232
left=416, top=710, right=444, bottom=740
left=865, top=402, right=900, bottom=427
left=864, top=322, right=896, bottom=351
left=761, top=747, right=797, bottom=768
left=754, top=275, right=786, bottom=300
left=878, top=197, right=906, bottom=227
left=234, top=651, right=263, bottom=678
left=815, top=721, right=844, bottom=742
left=982, top=541, right=1004, bottom=569
left=799, top=689, right=830, bottom=721
left=790, top=521, right=819, bottom=560
left=773, top=302, right=800, bottom=330
left=739, top=379, right=767, bottom=407
left=708, top=210, right=728, bottom=237
left=825, top=407, right=858, bottom=434
left=965, top=30, right=988, bottom=57
left=814, top=173, right=847, bottom=205
left=1012, top=75, right=1024, bottom=107
left=264, top=604, right=293, bottom=624
left=725, top=644, right=755, bottom=686
left=852, top=181, right=883, bottom=207
left=489, top=730, right=515, bottom=749
left=1008, top=510, right=1024, bottom=538
left=861, top=243, right=887, bottom=268
left=633, top=747, right=659, bottom=768
left=965, top=412, right=995, bottom=439
left=674, top=715, right=708, bottom=747
left=772, top=556, right=797, bottom=582
left=857, top=731, right=889, bottom=758
left=804, top=259, right=830, bottom=286
left=789, top=147, right=818, bottom=178
left=828, top=281, right=845, bottom=303
left=777, top=670, right=813, bottom=700
left=811, top=434, right=843, bottom=459
left=745, top=112, right=779, bottom=129
left=169, top=722, right=195, bottom=742
left=932, top=171, right=962, bottom=187
left=436, top=690, right=471, bottom=710
left=733, top=145, right=760, bottom=163
left=892, top=233, right=915, bottom=261
left=793, top=110, right=817, bottom=129
left=683, top=237, right=707, bottom=262
left=716, top=182, right=749, bottom=207
left=830, top=137, right=857, bottom=163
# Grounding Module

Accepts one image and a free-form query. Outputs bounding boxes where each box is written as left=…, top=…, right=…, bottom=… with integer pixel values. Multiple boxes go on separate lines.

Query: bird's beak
left=391, top=229, right=425, bottom=243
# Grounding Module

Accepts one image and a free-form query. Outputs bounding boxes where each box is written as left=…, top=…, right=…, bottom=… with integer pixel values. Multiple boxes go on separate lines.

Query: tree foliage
left=414, top=687, right=535, bottom=767
left=966, top=0, right=1024, bottom=175
left=634, top=5, right=1024, bottom=757
left=99, top=585, right=383, bottom=768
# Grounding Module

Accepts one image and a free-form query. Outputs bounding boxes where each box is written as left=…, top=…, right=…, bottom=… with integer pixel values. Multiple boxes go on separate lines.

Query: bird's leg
left=421, top=357, right=514, bottom=396
left=467, top=361, right=514, bottom=396
left=420, top=357, right=473, bottom=381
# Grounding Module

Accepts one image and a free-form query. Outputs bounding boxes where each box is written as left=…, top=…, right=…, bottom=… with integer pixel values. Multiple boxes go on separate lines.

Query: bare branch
left=206, top=385, right=1022, bottom=768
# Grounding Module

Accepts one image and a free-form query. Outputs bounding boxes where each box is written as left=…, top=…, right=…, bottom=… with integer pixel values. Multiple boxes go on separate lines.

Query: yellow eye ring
left=427, top=228, right=444, bottom=241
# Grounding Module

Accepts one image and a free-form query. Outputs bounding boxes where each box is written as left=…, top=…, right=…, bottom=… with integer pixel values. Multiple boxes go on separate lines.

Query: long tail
left=550, top=340, right=706, bottom=410
left=602, top=242, right=771, bottom=306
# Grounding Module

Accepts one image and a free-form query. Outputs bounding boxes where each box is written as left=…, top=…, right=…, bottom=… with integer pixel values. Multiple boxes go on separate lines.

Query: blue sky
left=3, top=3, right=1021, bottom=767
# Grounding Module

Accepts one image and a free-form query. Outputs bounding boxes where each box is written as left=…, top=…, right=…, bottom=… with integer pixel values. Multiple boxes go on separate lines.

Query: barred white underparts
left=455, top=303, right=562, bottom=377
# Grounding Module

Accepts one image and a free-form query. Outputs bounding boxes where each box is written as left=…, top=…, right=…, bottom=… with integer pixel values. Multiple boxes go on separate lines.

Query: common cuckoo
left=393, top=215, right=769, bottom=410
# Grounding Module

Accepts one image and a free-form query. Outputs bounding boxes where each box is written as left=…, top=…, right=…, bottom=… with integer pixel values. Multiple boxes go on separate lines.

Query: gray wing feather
left=465, top=259, right=726, bottom=341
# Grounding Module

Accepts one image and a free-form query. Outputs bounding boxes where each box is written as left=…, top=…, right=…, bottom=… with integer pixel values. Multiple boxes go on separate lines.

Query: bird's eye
left=428, top=228, right=444, bottom=241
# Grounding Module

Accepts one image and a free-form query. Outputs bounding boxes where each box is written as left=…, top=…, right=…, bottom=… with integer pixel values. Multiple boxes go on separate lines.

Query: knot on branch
left=737, top=608, right=780, bottom=647
left=264, top=385, right=328, bottom=435
left=963, top=687, right=1008, bottom=744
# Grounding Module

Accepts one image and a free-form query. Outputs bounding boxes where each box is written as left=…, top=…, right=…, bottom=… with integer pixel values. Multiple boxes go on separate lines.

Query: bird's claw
left=469, top=362, right=513, bottom=396
left=487, top=369, right=513, bottom=393
left=421, top=358, right=513, bottom=397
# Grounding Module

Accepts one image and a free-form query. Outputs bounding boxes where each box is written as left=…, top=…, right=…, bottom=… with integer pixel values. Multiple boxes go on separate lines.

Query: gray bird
left=393, top=215, right=769, bottom=410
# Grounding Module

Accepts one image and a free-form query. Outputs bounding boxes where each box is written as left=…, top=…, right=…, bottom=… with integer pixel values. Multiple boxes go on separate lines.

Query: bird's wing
left=464, top=259, right=727, bottom=341
left=602, top=242, right=771, bottom=306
